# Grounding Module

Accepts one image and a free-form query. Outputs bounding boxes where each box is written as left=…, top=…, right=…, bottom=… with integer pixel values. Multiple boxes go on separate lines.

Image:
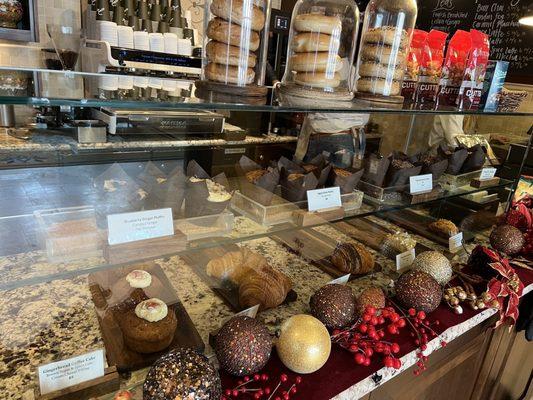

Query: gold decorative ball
left=276, top=314, right=331, bottom=374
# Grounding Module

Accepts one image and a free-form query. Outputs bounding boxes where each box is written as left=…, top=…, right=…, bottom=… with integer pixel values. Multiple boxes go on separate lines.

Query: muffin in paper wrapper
left=236, top=155, right=280, bottom=206
left=93, top=163, right=146, bottom=228
left=414, top=153, right=449, bottom=181
left=302, top=154, right=332, bottom=188
left=385, top=153, right=423, bottom=187
left=184, top=160, right=233, bottom=220
left=461, top=144, right=486, bottom=173
left=279, top=168, right=319, bottom=203
left=328, top=167, right=364, bottom=194
left=136, top=162, right=186, bottom=218
left=362, top=153, right=391, bottom=187
left=277, top=156, right=305, bottom=174
left=439, top=144, right=468, bottom=175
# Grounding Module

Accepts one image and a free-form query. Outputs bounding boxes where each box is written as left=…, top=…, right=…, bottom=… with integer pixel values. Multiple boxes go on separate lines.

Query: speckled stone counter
left=0, top=213, right=508, bottom=400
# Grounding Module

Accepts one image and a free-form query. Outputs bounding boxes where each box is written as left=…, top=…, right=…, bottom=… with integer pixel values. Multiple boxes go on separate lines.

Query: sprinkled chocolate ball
left=310, top=284, right=356, bottom=329
left=143, top=348, right=221, bottom=400
left=490, top=224, right=525, bottom=255
left=396, top=270, right=442, bottom=313
left=214, top=316, right=272, bottom=376
left=412, top=251, right=452, bottom=285
left=356, top=287, right=386, bottom=316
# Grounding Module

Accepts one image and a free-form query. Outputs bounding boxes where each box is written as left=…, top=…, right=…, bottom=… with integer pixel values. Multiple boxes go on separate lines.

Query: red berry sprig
left=331, top=305, right=404, bottom=370
left=221, top=373, right=302, bottom=400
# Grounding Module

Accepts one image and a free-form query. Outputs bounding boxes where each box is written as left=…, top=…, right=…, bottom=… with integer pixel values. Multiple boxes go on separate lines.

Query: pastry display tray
left=440, top=169, right=484, bottom=190
left=231, top=189, right=363, bottom=226
left=180, top=244, right=297, bottom=312
left=358, top=180, right=442, bottom=205
left=34, top=206, right=104, bottom=263
left=174, top=211, right=234, bottom=241
left=88, top=262, right=204, bottom=372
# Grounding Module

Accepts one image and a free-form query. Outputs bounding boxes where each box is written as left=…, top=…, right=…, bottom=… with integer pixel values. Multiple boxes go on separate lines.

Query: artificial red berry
left=363, top=357, right=371, bottom=366
left=232, top=390, right=239, bottom=397
left=364, top=348, right=374, bottom=357
left=244, top=376, right=250, bottom=382
left=396, top=318, right=406, bottom=328
left=421, top=344, right=427, bottom=351
left=355, top=353, right=365, bottom=364
left=390, top=313, right=400, bottom=323
left=417, top=311, right=426, bottom=320
left=441, top=340, right=447, bottom=347
left=280, top=374, right=288, bottom=383
left=290, top=387, right=297, bottom=395
left=384, top=356, right=394, bottom=368
left=254, top=374, right=260, bottom=381
left=366, top=306, right=376, bottom=315
left=387, top=325, right=398, bottom=334
left=391, top=343, right=400, bottom=353
left=264, top=388, right=271, bottom=395
left=370, top=316, right=379, bottom=326
left=378, top=316, right=385, bottom=325
left=393, top=358, right=401, bottom=369
left=378, top=330, right=385, bottom=338
left=359, top=323, right=368, bottom=333
left=225, top=389, right=232, bottom=396
left=254, top=393, right=261, bottom=399
left=408, top=308, right=416, bottom=316
left=363, top=314, right=372, bottom=322
left=414, top=369, right=420, bottom=376
left=283, top=393, right=289, bottom=400
left=295, top=376, right=302, bottom=384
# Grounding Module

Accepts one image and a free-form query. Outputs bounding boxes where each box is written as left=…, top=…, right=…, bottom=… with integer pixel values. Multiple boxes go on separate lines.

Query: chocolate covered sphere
left=490, top=224, right=525, bottom=255
left=396, top=270, right=442, bottom=313
left=143, top=348, right=221, bottom=400
left=356, top=287, right=386, bottom=316
left=214, top=316, right=272, bottom=376
left=412, top=251, right=452, bottom=285
left=310, top=284, right=356, bottom=329
left=276, top=315, right=331, bottom=374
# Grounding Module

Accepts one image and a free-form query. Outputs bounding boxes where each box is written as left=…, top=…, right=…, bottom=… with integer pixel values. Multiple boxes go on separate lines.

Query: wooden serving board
left=180, top=244, right=297, bottom=312
left=271, top=227, right=382, bottom=280
left=380, top=210, right=475, bottom=249
left=334, top=217, right=433, bottom=257
left=88, top=262, right=204, bottom=372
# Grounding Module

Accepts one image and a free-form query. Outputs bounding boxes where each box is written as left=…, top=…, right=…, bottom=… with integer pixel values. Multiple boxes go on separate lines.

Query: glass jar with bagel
left=354, top=0, right=418, bottom=103
left=280, top=0, right=360, bottom=100
left=201, top=0, right=271, bottom=88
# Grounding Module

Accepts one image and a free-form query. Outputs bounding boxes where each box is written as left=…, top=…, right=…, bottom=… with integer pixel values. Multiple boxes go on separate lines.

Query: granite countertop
left=0, top=129, right=297, bottom=153
left=0, top=213, right=518, bottom=400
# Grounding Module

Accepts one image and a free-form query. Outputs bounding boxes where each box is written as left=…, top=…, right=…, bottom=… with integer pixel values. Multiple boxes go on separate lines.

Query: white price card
left=396, top=248, right=415, bottom=271
left=328, top=274, right=351, bottom=285
left=449, top=232, right=464, bottom=253
left=307, top=187, right=342, bottom=212
left=479, top=167, right=497, bottom=181
left=38, top=349, right=105, bottom=395
left=107, top=208, right=174, bottom=245
left=409, top=174, right=433, bottom=194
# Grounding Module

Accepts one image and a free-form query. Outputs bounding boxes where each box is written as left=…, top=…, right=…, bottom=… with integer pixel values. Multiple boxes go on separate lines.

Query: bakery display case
left=280, top=0, right=360, bottom=100
left=0, top=65, right=531, bottom=400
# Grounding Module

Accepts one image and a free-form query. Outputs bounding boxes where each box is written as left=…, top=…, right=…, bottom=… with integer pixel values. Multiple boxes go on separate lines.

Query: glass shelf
left=1, top=67, right=532, bottom=115
left=0, top=177, right=512, bottom=292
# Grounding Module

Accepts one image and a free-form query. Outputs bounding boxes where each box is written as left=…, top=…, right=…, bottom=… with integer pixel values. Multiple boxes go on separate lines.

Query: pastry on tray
left=236, top=156, right=280, bottom=206
left=428, top=219, right=459, bottom=238
left=380, top=231, right=416, bottom=258
left=119, top=298, right=177, bottom=354
left=331, top=242, right=374, bottom=275
left=206, top=248, right=267, bottom=285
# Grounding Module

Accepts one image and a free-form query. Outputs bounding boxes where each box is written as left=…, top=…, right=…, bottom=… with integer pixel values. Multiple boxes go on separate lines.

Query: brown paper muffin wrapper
left=93, top=163, right=145, bottom=228
left=280, top=169, right=319, bottom=202
left=386, top=165, right=422, bottom=187
left=363, top=154, right=391, bottom=187
left=184, top=161, right=233, bottom=221
left=439, top=145, right=468, bottom=175
left=277, top=156, right=305, bottom=174
left=461, top=144, right=486, bottom=173
left=422, top=158, right=449, bottom=180
left=329, top=168, right=364, bottom=194
left=236, top=156, right=280, bottom=206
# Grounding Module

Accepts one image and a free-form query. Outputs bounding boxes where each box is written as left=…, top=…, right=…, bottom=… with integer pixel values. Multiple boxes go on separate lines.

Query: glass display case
left=0, top=64, right=531, bottom=400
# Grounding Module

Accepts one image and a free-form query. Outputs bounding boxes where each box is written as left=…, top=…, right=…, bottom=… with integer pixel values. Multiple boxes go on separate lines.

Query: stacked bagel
left=357, top=26, right=408, bottom=96
left=289, top=13, right=343, bottom=89
left=205, top=0, right=265, bottom=85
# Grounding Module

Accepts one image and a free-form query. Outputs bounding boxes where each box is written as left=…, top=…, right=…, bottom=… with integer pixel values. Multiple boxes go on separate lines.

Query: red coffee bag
left=401, top=29, right=428, bottom=102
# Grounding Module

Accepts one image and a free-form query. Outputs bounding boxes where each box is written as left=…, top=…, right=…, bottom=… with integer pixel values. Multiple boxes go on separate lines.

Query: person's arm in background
left=428, top=115, right=465, bottom=148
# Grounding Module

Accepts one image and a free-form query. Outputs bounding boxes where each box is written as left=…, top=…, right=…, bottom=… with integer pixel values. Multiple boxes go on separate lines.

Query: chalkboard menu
left=417, top=0, right=533, bottom=84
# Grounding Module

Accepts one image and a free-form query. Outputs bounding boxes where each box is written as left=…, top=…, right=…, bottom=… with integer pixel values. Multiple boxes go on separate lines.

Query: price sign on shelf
left=479, top=167, right=497, bottom=181
left=307, top=187, right=342, bottom=212
left=107, top=208, right=174, bottom=245
left=409, top=174, right=433, bottom=194
left=38, top=349, right=105, bottom=395
left=396, top=249, right=415, bottom=271
left=328, top=274, right=351, bottom=285
left=449, top=232, right=464, bottom=253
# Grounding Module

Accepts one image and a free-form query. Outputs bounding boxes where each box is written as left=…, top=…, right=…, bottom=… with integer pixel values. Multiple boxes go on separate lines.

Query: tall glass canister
left=354, top=0, right=417, bottom=103
left=201, top=0, right=271, bottom=88
left=280, top=0, right=359, bottom=100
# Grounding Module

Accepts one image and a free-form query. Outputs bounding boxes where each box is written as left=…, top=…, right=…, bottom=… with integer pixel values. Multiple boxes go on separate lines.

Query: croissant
left=331, top=242, right=374, bottom=275
left=239, top=265, right=292, bottom=310
left=206, top=248, right=269, bottom=285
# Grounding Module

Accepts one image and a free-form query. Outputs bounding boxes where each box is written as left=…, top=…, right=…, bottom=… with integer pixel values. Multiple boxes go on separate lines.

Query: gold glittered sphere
left=276, top=314, right=331, bottom=374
